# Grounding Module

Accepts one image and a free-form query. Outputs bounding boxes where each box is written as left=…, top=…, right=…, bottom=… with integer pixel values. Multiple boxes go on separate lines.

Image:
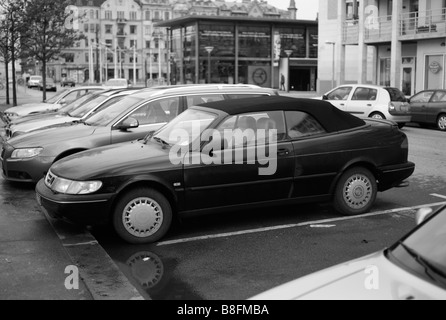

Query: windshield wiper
left=153, top=136, right=171, bottom=149
left=398, top=242, right=446, bottom=285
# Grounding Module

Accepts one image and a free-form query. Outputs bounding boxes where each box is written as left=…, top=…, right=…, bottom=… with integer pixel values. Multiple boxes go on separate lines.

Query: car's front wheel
left=333, top=167, right=377, bottom=216
left=113, top=187, right=173, bottom=244
left=370, top=112, right=385, bottom=120
left=437, top=114, right=446, bottom=131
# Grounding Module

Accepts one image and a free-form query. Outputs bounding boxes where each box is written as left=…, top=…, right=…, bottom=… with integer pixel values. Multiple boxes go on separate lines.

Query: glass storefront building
left=157, top=16, right=318, bottom=91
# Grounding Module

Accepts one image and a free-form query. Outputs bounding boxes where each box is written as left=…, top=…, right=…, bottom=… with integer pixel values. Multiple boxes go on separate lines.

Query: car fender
left=114, top=175, right=179, bottom=208
left=328, top=157, right=379, bottom=195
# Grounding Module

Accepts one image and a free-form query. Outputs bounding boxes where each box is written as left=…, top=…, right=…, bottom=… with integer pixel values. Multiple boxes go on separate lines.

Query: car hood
left=10, top=115, right=78, bottom=134
left=250, top=252, right=446, bottom=300
left=6, top=103, right=61, bottom=117
left=51, top=140, right=174, bottom=180
left=8, top=111, right=62, bottom=125
left=8, top=123, right=98, bottom=148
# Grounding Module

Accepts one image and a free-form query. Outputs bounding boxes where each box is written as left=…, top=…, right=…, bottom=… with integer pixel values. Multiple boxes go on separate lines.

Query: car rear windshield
left=385, top=88, right=407, bottom=102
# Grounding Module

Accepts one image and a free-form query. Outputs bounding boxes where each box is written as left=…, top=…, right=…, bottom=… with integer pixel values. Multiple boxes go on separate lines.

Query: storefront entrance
left=401, top=57, right=416, bottom=96
left=289, top=67, right=317, bottom=91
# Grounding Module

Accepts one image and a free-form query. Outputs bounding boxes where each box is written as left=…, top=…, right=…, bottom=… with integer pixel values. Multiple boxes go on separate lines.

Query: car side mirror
left=415, top=207, right=433, bottom=225
left=406, top=98, right=411, bottom=103
left=118, top=117, right=139, bottom=131
left=60, top=99, right=67, bottom=105
left=322, top=94, right=329, bottom=100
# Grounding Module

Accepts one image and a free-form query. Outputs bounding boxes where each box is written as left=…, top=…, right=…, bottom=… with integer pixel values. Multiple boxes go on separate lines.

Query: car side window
left=186, top=94, right=225, bottom=107
left=326, top=87, right=353, bottom=101
left=411, top=91, right=435, bottom=103
left=216, top=111, right=286, bottom=147
left=431, top=91, right=446, bottom=102
left=351, top=87, right=378, bottom=101
left=62, top=91, right=82, bottom=104
left=127, top=97, right=180, bottom=126
left=285, top=111, right=326, bottom=139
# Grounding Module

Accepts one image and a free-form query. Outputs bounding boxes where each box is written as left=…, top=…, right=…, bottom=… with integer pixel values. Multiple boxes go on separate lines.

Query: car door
left=410, top=91, right=435, bottom=123
left=183, top=110, right=295, bottom=210
left=426, top=91, right=446, bottom=124
left=324, top=86, right=354, bottom=111
left=345, top=87, right=378, bottom=117
left=285, top=111, right=338, bottom=198
left=111, top=96, right=182, bottom=144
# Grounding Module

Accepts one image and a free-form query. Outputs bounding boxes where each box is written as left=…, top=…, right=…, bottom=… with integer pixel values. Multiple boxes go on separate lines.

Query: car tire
left=437, top=114, right=446, bottom=131
left=369, top=112, right=386, bottom=120
left=333, top=167, right=377, bottom=216
left=113, top=187, right=173, bottom=244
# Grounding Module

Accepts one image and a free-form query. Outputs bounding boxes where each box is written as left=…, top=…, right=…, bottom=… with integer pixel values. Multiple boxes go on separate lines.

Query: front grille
left=45, top=171, right=56, bottom=188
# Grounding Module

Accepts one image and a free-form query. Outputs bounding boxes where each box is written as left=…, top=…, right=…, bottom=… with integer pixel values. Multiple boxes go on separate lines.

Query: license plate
left=36, top=194, right=42, bottom=206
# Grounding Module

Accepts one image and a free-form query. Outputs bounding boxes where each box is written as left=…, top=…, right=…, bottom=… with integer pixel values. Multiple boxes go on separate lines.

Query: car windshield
left=58, top=93, right=97, bottom=115
left=68, top=95, right=110, bottom=118
left=391, top=208, right=446, bottom=287
left=149, top=108, right=218, bottom=146
left=85, top=96, right=143, bottom=127
left=45, top=89, right=69, bottom=104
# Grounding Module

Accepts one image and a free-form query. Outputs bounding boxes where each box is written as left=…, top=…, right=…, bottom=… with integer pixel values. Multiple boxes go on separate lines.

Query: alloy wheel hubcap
left=438, top=116, right=446, bottom=130
left=343, top=174, right=373, bottom=209
left=123, top=197, right=163, bottom=238
left=372, top=114, right=383, bottom=119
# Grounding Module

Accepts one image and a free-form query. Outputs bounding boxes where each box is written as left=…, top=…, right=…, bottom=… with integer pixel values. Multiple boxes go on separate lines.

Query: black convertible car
left=36, top=96, right=415, bottom=244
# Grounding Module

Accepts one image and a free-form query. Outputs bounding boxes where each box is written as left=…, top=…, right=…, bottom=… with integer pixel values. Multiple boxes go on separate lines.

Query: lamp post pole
left=204, top=46, right=214, bottom=84
left=325, top=41, right=336, bottom=89
left=284, top=49, right=293, bottom=93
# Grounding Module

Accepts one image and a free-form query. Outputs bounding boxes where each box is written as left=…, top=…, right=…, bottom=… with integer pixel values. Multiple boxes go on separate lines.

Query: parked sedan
left=6, top=88, right=142, bottom=138
left=1, top=86, right=105, bottom=123
left=320, top=85, right=411, bottom=128
left=27, top=76, right=42, bottom=89
left=60, top=78, right=76, bottom=87
left=35, top=96, right=415, bottom=244
left=38, top=78, right=57, bottom=92
left=1, top=84, right=277, bottom=183
left=409, top=90, right=446, bottom=131
left=251, top=206, right=446, bottom=300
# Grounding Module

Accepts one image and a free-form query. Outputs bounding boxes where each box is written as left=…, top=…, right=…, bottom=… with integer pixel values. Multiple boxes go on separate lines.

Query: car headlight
left=5, top=112, right=18, bottom=118
left=46, top=172, right=102, bottom=195
left=11, top=148, right=43, bottom=159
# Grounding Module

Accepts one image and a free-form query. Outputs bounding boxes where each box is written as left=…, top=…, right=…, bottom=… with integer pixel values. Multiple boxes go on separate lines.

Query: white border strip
left=157, top=201, right=446, bottom=247
left=431, top=194, right=446, bottom=200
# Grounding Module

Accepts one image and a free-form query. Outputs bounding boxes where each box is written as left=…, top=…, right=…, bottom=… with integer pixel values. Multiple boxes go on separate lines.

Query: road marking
left=157, top=201, right=446, bottom=247
left=310, top=224, right=336, bottom=228
left=64, top=240, right=99, bottom=247
left=431, top=193, right=446, bottom=200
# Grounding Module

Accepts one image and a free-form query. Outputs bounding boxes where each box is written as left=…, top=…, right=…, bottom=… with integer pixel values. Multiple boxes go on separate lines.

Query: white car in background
left=27, top=75, right=42, bottom=89
left=251, top=206, right=446, bottom=300
left=318, top=84, right=411, bottom=128
left=1, top=86, right=105, bottom=123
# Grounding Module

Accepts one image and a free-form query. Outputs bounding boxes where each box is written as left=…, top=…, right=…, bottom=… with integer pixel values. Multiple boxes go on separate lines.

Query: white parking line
left=157, top=201, right=446, bottom=247
left=431, top=193, right=446, bottom=200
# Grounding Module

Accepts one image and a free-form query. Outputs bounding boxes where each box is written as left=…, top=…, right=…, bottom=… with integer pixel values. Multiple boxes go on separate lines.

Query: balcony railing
left=400, top=8, right=446, bottom=38
left=364, top=15, right=392, bottom=43
left=343, top=19, right=359, bottom=44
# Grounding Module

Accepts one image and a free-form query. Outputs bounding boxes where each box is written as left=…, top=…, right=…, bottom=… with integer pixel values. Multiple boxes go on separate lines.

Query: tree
left=22, top=0, right=83, bottom=101
left=0, top=16, right=11, bottom=105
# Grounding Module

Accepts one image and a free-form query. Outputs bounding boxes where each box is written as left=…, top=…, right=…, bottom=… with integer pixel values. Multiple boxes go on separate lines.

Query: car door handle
left=367, top=104, right=372, bottom=107
left=340, top=103, right=345, bottom=106
left=277, top=149, right=290, bottom=156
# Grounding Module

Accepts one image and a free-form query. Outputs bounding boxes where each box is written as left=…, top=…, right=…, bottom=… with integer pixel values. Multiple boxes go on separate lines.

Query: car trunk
left=385, top=87, right=411, bottom=115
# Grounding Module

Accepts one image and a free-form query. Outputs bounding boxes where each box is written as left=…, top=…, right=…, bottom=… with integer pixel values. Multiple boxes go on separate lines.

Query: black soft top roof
left=199, top=96, right=366, bottom=133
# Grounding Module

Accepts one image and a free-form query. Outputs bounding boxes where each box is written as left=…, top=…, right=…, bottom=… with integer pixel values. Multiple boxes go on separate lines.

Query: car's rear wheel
left=437, top=114, right=446, bottom=131
left=333, top=167, right=377, bottom=216
left=113, top=188, right=172, bottom=244
left=370, top=112, right=385, bottom=120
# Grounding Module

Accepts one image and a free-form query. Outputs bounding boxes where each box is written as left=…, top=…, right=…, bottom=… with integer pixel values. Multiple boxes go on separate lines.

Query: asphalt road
left=91, top=124, right=446, bottom=300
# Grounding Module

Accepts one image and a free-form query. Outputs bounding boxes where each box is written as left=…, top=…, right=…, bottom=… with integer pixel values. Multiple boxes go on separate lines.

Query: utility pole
left=95, top=27, right=100, bottom=83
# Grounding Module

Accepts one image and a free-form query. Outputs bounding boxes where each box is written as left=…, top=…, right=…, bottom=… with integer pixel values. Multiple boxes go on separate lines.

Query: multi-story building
left=318, top=0, right=446, bottom=96
left=45, top=0, right=303, bottom=85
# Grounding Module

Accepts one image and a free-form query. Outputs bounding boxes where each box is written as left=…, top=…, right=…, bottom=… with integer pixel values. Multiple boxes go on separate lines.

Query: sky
left=261, top=0, right=319, bottom=20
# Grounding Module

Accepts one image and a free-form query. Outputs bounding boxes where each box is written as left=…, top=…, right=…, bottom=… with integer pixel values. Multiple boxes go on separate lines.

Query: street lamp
left=284, top=49, right=293, bottom=93
left=325, top=41, right=336, bottom=89
left=169, top=52, right=177, bottom=86
left=152, top=28, right=164, bottom=84
left=204, top=46, right=214, bottom=84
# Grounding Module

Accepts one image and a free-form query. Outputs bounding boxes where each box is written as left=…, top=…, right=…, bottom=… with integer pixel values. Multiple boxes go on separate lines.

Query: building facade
left=157, top=15, right=317, bottom=90
left=42, top=0, right=302, bottom=85
left=318, top=0, right=446, bottom=96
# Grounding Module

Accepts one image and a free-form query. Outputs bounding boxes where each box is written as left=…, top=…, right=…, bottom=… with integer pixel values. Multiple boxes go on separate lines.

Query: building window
left=90, top=24, right=95, bottom=33
left=346, top=0, right=359, bottom=20
left=164, top=12, right=170, bottom=20
left=154, top=11, right=160, bottom=20
left=145, top=26, right=151, bottom=35
left=105, top=25, right=112, bottom=34
left=107, top=53, right=113, bottom=63
left=130, top=11, right=137, bottom=20
left=105, top=39, right=113, bottom=47
left=85, top=52, right=89, bottom=63
left=118, top=11, right=125, bottom=19
left=146, top=41, right=151, bottom=48
left=84, top=24, right=88, bottom=33
left=379, top=58, right=391, bottom=87
left=130, top=25, right=137, bottom=34
left=145, top=10, right=151, bottom=21
left=105, top=10, right=112, bottom=20
left=425, top=55, right=445, bottom=90
left=130, top=40, right=137, bottom=48
left=65, top=53, right=74, bottom=63
left=90, top=9, right=94, bottom=19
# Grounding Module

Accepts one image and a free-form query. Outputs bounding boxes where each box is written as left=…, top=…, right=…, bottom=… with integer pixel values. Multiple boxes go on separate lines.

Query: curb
left=41, top=208, right=145, bottom=300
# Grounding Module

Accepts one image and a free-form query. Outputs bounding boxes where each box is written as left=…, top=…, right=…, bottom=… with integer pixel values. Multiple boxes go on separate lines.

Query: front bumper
left=1, top=152, right=54, bottom=183
left=377, top=161, right=415, bottom=192
left=36, top=179, right=114, bottom=225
